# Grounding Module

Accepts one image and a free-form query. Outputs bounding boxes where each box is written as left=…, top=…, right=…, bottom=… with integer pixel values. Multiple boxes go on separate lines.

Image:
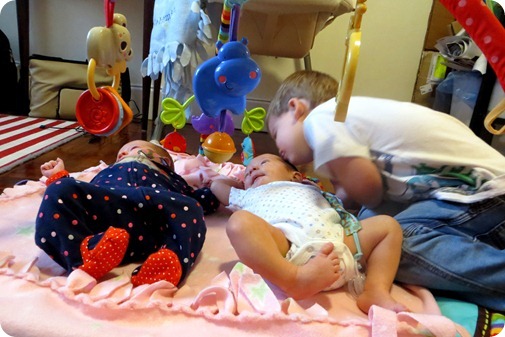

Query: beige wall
left=250, top=0, right=432, bottom=104
left=0, top=0, right=431, bottom=109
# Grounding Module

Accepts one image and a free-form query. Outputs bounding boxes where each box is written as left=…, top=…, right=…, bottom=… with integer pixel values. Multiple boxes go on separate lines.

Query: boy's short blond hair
left=267, top=70, right=339, bottom=123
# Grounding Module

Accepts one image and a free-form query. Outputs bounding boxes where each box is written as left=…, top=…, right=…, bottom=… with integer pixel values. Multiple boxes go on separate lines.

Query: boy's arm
left=210, top=178, right=244, bottom=206
left=326, top=156, right=383, bottom=209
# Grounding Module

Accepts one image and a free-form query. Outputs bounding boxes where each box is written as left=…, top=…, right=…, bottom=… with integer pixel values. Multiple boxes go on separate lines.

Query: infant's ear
left=292, top=171, right=304, bottom=182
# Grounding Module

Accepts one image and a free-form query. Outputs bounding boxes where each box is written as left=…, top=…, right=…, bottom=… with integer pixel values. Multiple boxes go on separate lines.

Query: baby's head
left=266, top=70, right=338, bottom=123
left=116, top=140, right=174, bottom=170
left=244, top=153, right=302, bottom=189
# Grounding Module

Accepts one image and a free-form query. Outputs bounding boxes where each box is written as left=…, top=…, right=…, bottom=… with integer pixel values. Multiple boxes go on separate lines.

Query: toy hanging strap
left=104, top=0, right=116, bottom=27
left=217, top=0, right=248, bottom=47
left=217, top=0, right=233, bottom=45
left=229, top=4, right=240, bottom=42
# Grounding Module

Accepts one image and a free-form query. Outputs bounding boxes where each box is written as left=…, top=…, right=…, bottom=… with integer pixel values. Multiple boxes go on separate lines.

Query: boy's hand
left=327, top=157, right=383, bottom=209
left=332, top=180, right=361, bottom=211
left=40, top=158, right=66, bottom=178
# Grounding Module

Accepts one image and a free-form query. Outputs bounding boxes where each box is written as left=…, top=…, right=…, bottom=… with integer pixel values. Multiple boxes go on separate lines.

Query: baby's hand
left=40, top=158, right=65, bottom=178
left=200, top=173, right=212, bottom=188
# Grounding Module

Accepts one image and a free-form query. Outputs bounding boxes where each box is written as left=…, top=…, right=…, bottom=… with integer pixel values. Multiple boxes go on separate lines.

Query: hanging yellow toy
left=76, top=0, right=133, bottom=136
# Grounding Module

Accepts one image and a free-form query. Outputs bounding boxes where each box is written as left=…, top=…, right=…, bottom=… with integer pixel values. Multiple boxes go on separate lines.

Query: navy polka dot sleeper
left=35, top=160, right=219, bottom=282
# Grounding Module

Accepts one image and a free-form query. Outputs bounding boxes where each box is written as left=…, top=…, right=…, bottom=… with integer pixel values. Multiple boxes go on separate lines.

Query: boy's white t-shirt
left=303, top=97, right=505, bottom=203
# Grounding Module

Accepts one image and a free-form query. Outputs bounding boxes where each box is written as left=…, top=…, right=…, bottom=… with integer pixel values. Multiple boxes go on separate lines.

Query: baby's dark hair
left=266, top=70, right=339, bottom=125
left=283, top=159, right=299, bottom=173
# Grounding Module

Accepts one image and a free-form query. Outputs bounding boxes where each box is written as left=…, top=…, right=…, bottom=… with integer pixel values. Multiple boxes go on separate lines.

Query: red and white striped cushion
left=0, top=114, right=83, bottom=174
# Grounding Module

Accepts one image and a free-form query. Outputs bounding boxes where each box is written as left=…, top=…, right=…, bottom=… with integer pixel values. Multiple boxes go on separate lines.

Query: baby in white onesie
left=229, top=180, right=357, bottom=290
left=210, top=154, right=407, bottom=314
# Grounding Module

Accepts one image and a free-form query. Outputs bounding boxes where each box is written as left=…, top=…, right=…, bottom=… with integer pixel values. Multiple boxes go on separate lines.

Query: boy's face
left=268, top=103, right=313, bottom=166
left=244, top=154, right=302, bottom=189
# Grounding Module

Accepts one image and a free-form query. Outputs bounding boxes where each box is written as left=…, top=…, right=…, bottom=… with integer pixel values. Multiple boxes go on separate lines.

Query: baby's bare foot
left=356, top=289, right=409, bottom=313
left=283, top=242, right=341, bottom=299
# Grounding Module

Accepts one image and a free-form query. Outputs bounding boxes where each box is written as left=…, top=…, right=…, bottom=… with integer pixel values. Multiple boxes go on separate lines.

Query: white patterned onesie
left=229, top=181, right=358, bottom=289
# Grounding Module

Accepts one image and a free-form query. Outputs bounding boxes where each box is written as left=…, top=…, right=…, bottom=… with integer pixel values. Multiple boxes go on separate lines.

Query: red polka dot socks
left=79, top=226, right=130, bottom=280
left=130, top=248, right=182, bottom=287
left=78, top=228, right=182, bottom=286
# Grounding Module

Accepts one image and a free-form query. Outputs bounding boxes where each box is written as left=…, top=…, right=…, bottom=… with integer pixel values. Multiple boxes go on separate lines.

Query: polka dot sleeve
left=164, top=168, right=220, bottom=215
left=188, top=187, right=220, bottom=215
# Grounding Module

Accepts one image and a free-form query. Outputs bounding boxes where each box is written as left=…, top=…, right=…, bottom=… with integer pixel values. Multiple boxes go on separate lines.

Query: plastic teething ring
left=76, top=87, right=121, bottom=135
left=99, top=89, right=125, bottom=137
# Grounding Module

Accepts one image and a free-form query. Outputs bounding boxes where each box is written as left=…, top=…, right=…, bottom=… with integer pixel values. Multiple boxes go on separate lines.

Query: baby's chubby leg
left=227, top=210, right=342, bottom=299
left=345, top=215, right=408, bottom=313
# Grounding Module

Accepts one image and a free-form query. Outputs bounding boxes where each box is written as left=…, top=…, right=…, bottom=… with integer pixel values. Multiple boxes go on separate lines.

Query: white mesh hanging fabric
left=141, top=0, right=213, bottom=101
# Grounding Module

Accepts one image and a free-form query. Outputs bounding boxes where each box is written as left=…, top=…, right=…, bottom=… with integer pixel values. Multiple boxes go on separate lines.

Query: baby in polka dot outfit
left=35, top=140, right=219, bottom=287
left=210, top=153, right=406, bottom=314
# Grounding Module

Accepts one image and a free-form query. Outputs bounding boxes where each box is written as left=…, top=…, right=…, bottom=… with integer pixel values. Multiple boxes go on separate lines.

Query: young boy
left=266, top=70, right=505, bottom=311
left=35, top=140, right=219, bottom=287
left=211, top=153, right=406, bottom=314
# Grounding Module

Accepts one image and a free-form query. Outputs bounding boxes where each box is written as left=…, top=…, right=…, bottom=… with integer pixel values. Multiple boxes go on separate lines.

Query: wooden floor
left=0, top=121, right=278, bottom=191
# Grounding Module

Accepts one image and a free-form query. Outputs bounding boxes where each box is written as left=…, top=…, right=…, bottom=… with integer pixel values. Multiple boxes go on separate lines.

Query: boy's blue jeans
left=359, top=195, right=505, bottom=311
